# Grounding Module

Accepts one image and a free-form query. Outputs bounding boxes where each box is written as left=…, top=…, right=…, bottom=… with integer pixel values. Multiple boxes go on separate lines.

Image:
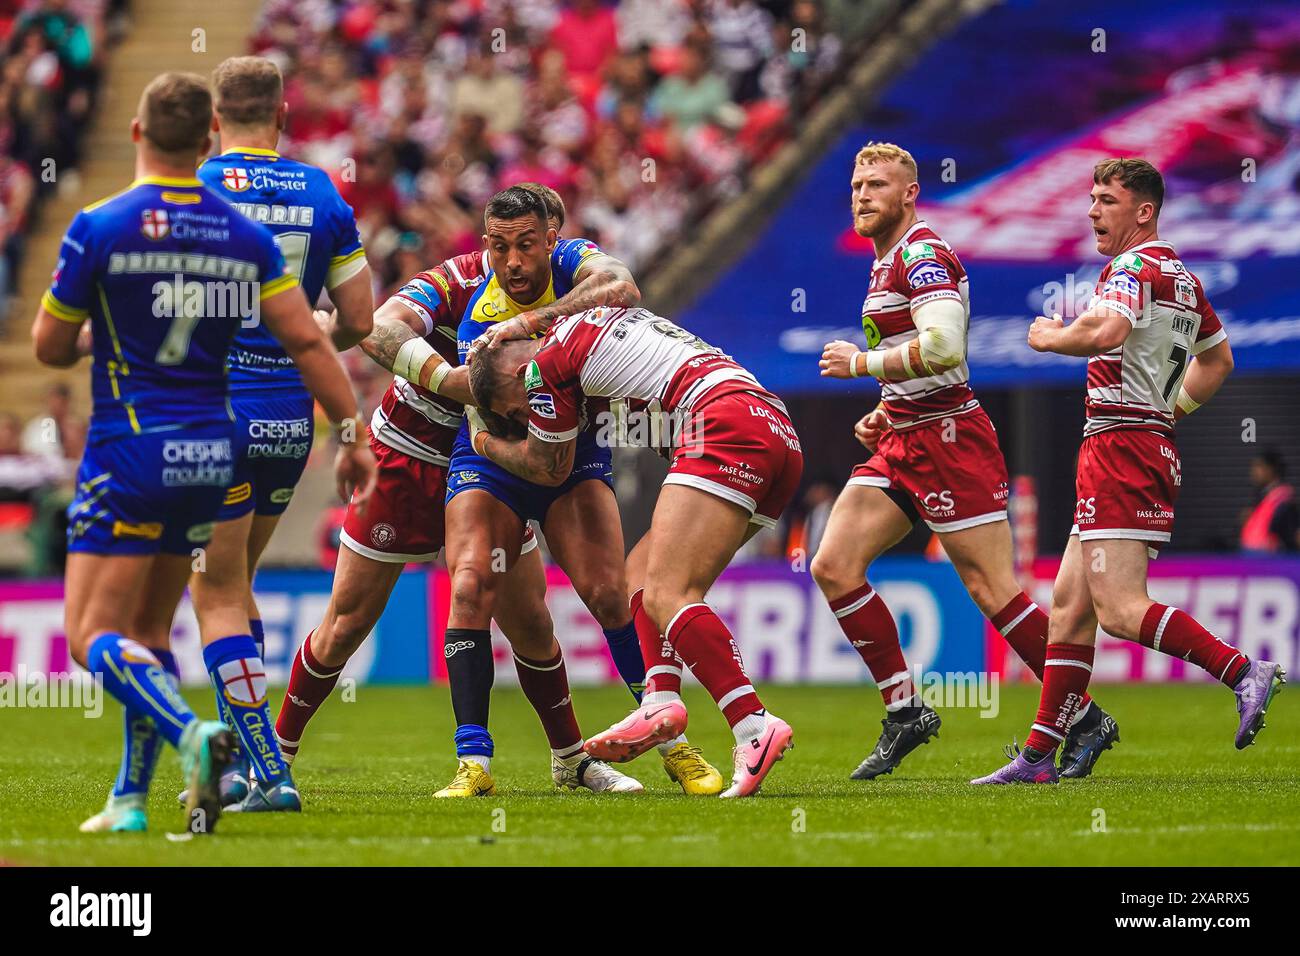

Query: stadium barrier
left=3, top=557, right=1297, bottom=687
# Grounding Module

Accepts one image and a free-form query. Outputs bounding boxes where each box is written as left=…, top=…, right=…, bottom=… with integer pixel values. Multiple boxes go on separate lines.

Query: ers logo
left=923, top=490, right=954, bottom=512
left=1076, top=496, right=1097, bottom=521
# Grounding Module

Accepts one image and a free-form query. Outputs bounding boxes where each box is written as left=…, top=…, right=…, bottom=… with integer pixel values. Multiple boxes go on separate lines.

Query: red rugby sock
left=632, top=588, right=682, bottom=696
left=1024, top=643, right=1094, bottom=753
left=990, top=591, right=1094, bottom=712
left=1140, top=603, right=1249, bottom=685
left=828, top=582, right=917, bottom=711
left=275, top=631, right=342, bottom=760
left=666, top=603, right=762, bottom=727
left=514, top=647, right=582, bottom=752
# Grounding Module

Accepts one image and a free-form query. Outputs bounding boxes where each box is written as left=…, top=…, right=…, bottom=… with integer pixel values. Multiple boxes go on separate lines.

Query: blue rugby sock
left=249, top=618, right=265, bottom=661
left=87, top=633, right=195, bottom=748
left=603, top=621, right=646, bottom=702
left=112, top=649, right=180, bottom=799
left=454, top=723, right=494, bottom=770
left=203, top=635, right=288, bottom=785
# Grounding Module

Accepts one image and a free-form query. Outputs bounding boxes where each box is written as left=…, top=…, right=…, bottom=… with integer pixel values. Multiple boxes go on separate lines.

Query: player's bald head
left=137, top=72, right=212, bottom=157
left=469, top=338, right=539, bottom=419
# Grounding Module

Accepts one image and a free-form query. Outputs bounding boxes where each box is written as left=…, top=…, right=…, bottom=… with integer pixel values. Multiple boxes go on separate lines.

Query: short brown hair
left=1094, top=158, right=1164, bottom=213
left=517, top=182, right=566, bottom=229
left=854, top=141, right=918, bottom=181
left=138, top=72, right=212, bottom=154
left=211, top=56, right=283, bottom=129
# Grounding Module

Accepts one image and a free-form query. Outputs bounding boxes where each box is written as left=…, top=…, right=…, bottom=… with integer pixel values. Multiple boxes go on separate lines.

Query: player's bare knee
left=810, top=549, right=862, bottom=600
left=582, top=578, right=631, bottom=630
left=450, top=563, right=498, bottom=624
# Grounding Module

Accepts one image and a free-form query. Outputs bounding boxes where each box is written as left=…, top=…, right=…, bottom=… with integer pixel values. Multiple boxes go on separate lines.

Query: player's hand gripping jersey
left=42, top=175, right=295, bottom=553
left=1073, top=242, right=1227, bottom=551
left=524, top=307, right=803, bottom=527
left=446, top=238, right=616, bottom=522
left=198, top=147, right=367, bottom=519
left=849, top=221, right=1010, bottom=532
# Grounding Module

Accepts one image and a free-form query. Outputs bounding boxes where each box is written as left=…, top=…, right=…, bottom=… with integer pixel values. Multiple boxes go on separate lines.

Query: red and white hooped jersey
left=524, top=307, right=777, bottom=444
left=861, top=220, right=976, bottom=429
left=1084, top=241, right=1226, bottom=438
left=369, top=251, right=488, bottom=464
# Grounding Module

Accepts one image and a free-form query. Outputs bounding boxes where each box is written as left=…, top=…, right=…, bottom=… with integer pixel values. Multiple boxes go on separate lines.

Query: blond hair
left=211, top=56, right=283, bottom=129
left=854, top=142, right=918, bottom=181
left=138, top=72, right=212, bottom=155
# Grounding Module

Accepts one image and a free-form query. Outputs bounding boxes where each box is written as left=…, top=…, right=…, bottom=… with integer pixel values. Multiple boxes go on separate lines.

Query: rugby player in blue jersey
left=33, top=72, right=376, bottom=834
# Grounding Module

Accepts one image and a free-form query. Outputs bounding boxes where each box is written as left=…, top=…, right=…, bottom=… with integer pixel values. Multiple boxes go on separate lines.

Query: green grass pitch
left=1, top=683, right=1295, bottom=866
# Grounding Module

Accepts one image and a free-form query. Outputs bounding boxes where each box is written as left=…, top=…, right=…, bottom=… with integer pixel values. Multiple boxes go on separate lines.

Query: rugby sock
left=1140, top=603, right=1250, bottom=685
left=203, top=635, right=289, bottom=785
left=86, top=632, right=196, bottom=748
left=249, top=617, right=265, bottom=661
left=112, top=649, right=180, bottom=799
left=1024, top=643, right=1095, bottom=755
left=632, top=588, right=683, bottom=699
left=828, top=582, right=917, bottom=712
left=275, top=631, right=342, bottom=764
left=666, top=603, right=763, bottom=728
left=514, top=648, right=582, bottom=752
left=990, top=592, right=1096, bottom=719
left=446, top=628, right=495, bottom=766
left=603, top=620, right=646, bottom=701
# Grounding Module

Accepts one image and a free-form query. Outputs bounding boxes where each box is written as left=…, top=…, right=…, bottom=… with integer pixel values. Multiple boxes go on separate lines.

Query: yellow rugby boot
left=662, top=742, right=724, bottom=796
left=434, top=759, right=496, bottom=798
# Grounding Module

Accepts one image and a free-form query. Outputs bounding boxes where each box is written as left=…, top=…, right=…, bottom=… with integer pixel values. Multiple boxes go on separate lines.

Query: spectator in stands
left=707, top=0, right=775, bottom=102
left=452, top=41, right=525, bottom=135
left=761, top=0, right=843, bottom=112
left=1241, top=449, right=1299, bottom=553
left=0, top=146, right=33, bottom=314
left=19, top=381, right=74, bottom=459
left=651, top=40, right=736, bottom=131
left=617, top=0, right=691, bottom=52
left=549, top=0, right=620, bottom=81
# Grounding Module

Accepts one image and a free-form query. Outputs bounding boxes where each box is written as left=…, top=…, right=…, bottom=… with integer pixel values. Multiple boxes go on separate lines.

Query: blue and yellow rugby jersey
left=455, top=237, right=603, bottom=363
left=198, top=146, right=366, bottom=390
left=42, top=176, right=297, bottom=441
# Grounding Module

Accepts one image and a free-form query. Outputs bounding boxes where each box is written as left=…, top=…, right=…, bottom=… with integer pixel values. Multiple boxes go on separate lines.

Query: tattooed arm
left=359, top=296, right=471, bottom=405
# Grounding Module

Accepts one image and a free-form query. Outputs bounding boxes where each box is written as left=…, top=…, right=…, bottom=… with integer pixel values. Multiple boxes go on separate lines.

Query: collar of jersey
left=491, top=272, right=553, bottom=312
left=875, top=219, right=929, bottom=267
left=221, top=146, right=280, bottom=159
left=133, top=175, right=203, bottom=188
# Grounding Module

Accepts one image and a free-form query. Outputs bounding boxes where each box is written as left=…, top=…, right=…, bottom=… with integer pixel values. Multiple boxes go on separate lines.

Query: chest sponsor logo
left=907, top=261, right=950, bottom=289
left=529, top=392, right=557, bottom=419
left=524, top=360, right=543, bottom=391
left=1174, top=277, right=1197, bottom=308
left=1112, top=252, right=1144, bottom=274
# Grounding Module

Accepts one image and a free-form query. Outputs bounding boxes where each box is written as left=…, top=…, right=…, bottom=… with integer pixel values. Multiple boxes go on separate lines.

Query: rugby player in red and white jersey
left=273, top=188, right=644, bottom=796
left=816, top=143, right=1118, bottom=781
left=467, top=306, right=804, bottom=797
left=973, top=158, right=1285, bottom=785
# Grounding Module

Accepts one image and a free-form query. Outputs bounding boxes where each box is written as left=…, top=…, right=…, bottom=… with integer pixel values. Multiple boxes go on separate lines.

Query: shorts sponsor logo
left=163, top=438, right=235, bottom=487
left=719, top=461, right=764, bottom=486
left=922, top=490, right=956, bottom=516
left=529, top=393, right=557, bottom=419
left=112, top=520, right=163, bottom=540
left=1076, top=496, right=1097, bottom=522
left=186, top=522, right=215, bottom=543
left=246, top=418, right=311, bottom=459
left=1136, top=503, right=1174, bottom=521
left=371, top=522, right=397, bottom=547
left=269, top=487, right=294, bottom=504
left=906, top=261, right=950, bottom=289
left=224, top=482, right=252, bottom=506
left=457, top=471, right=480, bottom=485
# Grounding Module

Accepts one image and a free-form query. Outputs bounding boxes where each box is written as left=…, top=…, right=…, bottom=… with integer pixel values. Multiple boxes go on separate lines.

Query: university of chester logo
left=140, top=209, right=169, bottom=240
left=222, top=167, right=251, bottom=192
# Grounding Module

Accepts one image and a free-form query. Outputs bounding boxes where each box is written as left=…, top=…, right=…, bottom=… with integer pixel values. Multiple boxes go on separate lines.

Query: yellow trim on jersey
left=41, top=289, right=88, bottom=323
left=220, top=146, right=280, bottom=159
left=325, top=248, right=368, bottom=290
left=259, top=273, right=299, bottom=301
left=125, top=406, right=142, bottom=434
left=82, top=177, right=203, bottom=213
left=161, top=191, right=203, bottom=205
left=470, top=273, right=557, bottom=329
left=132, top=176, right=203, bottom=188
